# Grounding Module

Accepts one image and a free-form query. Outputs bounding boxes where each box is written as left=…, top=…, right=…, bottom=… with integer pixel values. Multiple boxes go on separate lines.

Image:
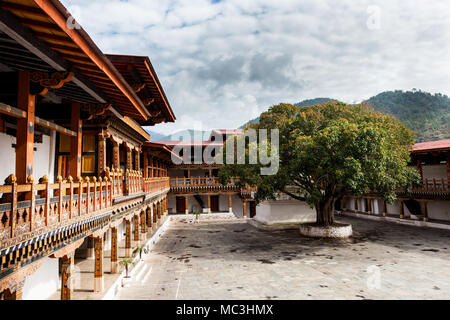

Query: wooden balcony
left=0, top=169, right=169, bottom=252
left=397, top=179, right=449, bottom=199
left=169, top=177, right=256, bottom=197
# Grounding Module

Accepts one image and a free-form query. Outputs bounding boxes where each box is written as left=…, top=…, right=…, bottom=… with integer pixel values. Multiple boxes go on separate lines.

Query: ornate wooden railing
left=396, top=178, right=449, bottom=199
left=169, top=177, right=256, bottom=197
left=0, top=170, right=169, bottom=249
left=412, top=179, right=449, bottom=193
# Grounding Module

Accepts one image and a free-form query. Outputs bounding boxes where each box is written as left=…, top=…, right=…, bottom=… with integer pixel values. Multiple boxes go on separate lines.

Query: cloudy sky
left=62, top=0, right=450, bottom=135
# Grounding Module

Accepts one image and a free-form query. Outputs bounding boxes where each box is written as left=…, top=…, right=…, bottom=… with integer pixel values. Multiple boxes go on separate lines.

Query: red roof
left=412, top=139, right=450, bottom=153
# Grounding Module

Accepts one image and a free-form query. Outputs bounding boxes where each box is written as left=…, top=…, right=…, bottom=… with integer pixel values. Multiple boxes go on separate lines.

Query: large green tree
left=218, top=102, right=419, bottom=226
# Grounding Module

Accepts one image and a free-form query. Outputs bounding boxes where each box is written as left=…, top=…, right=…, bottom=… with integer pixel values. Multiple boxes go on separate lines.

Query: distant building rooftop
left=412, top=139, right=450, bottom=153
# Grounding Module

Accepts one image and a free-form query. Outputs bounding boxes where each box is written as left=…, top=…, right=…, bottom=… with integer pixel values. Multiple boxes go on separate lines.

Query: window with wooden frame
left=82, top=135, right=97, bottom=175
left=56, top=133, right=71, bottom=177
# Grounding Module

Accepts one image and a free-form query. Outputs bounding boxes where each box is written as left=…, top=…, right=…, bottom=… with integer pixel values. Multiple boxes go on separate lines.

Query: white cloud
left=62, top=0, right=450, bottom=135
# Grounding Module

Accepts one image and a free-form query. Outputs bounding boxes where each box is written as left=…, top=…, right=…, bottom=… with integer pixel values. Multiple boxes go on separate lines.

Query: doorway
left=176, top=197, right=186, bottom=213
left=210, top=195, right=219, bottom=212
left=250, top=201, right=256, bottom=218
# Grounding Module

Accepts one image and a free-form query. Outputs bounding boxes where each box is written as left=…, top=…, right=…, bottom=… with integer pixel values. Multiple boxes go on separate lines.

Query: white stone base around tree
left=299, top=223, right=353, bottom=238
left=249, top=199, right=316, bottom=231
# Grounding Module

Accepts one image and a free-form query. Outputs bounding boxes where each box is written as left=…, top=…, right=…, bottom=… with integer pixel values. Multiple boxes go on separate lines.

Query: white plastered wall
left=254, top=199, right=316, bottom=225
left=0, top=131, right=56, bottom=183
left=22, top=257, right=59, bottom=300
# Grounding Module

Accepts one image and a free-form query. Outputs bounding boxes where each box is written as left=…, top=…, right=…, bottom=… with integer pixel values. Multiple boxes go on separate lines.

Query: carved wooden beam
left=148, top=104, right=161, bottom=117
left=143, top=97, right=155, bottom=107
left=30, top=71, right=74, bottom=95
left=83, top=104, right=112, bottom=120
left=132, top=83, right=146, bottom=93
left=50, top=238, right=84, bottom=259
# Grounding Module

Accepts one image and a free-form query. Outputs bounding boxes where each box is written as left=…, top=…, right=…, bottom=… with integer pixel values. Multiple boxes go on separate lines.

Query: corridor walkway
left=117, top=214, right=450, bottom=300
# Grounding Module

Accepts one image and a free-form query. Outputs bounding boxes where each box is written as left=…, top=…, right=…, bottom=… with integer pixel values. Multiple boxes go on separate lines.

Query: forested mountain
left=239, top=91, right=449, bottom=142
left=365, top=90, right=449, bottom=142
left=295, top=98, right=335, bottom=107
left=239, top=98, right=335, bottom=129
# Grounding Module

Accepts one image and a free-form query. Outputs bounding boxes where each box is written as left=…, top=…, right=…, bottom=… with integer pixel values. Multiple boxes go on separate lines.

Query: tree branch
left=281, top=189, right=307, bottom=202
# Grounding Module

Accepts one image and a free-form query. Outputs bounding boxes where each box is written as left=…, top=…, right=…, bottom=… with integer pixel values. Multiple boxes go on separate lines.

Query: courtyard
left=116, top=214, right=450, bottom=300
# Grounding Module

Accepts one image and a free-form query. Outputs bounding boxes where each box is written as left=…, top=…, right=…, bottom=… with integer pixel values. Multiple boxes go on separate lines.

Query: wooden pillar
left=97, top=134, right=106, bottom=176
left=147, top=207, right=152, bottom=230
left=447, top=152, right=450, bottom=182
left=16, top=71, right=35, bottom=184
left=164, top=196, right=169, bottom=214
left=382, top=199, right=387, bottom=217
left=134, top=216, right=140, bottom=242
left=86, top=235, right=94, bottom=259
left=421, top=201, right=429, bottom=222
left=149, top=157, right=154, bottom=178
left=207, top=195, right=211, bottom=213
left=112, top=142, right=120, bottom=169
left=242, top=199, right=247, bottom=218
left=135, top=149, right=140, bottom=171
left=399, top=200, right=404, bottom=219
left=153, top=204, right=157, bottom=226
left=68, top=102, right=82, bottom=178
left=93, top=237, right=104, bottom=293
left=111, top=227, right=118, bottom=274
left=143, top=151, right=148, bottom=178
left=367, top=198, right=372, bottom=214
left=60, top=254, right=75, bottom=300
left=228, top=194, right=233, bottom=213
left=126, top=147, right=132, bottom=170
left=185, top=196, right=189, bottom=215
left=140, top=211, right=147, bottom=239
left=125, top=220, right=131, bottom=257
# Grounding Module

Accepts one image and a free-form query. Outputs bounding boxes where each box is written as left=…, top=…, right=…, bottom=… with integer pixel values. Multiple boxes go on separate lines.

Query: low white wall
left=22, top=257, right=59, bottom=300
left=254, top=199, right=316, bottom=225
left=428, top=200, right=450, bottom=221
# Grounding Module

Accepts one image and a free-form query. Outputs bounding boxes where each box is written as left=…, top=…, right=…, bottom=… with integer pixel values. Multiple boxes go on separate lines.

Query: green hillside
left=239, top=98, right=335, bottom=129
left=239, top=91, right=449, bottom=142
left=365, top=90, right=450, bottom=142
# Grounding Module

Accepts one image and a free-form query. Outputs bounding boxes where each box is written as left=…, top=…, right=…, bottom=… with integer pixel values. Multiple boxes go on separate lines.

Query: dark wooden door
left=176, top=197, right=186, bottom=213
left=250, top=201, right=256, bottom=218
left=211, top=195, right=219, bottom=212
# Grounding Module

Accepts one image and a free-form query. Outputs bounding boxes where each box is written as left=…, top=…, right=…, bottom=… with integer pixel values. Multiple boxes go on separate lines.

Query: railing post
left=27, top=175, right=35, bottom=232
left=125, top=169, right=130, bottom=196
left=5, top=175, right=18, bottom=238
left=38, top=175, right=50, bottom=226
left=98, top=177, right=103, bottom=210
left=68, top=176, right=73, bottom=220
left=85, top=177, right=90, bottom=215
left=92, top=177, right=97, bottom=212
left=77, top=177, right=82, bottom=216
left=57, top=176, right=63, bottom=223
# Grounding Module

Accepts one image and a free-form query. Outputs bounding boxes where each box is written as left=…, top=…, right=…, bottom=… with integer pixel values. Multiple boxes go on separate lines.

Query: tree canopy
left=218, top=101, right=420, bottom=226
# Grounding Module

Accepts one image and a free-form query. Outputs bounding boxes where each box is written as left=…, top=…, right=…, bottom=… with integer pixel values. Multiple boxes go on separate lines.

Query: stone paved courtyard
left=116, top=214, right=450, bottom=300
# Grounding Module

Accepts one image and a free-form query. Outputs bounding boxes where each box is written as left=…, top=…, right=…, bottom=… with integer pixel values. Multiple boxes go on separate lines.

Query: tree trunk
left=315, top=198, right=335, bottom=226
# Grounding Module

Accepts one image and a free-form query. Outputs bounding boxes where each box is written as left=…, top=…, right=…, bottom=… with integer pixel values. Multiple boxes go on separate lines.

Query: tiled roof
left=412, top=139, right=450, bottom=152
